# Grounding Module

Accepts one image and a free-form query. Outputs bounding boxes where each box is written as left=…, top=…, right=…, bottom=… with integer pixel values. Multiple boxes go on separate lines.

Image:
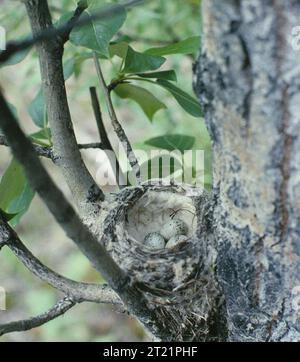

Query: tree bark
left=195, top=0, right=300, bottom=341
left=25, top=0, right=104, bottom=212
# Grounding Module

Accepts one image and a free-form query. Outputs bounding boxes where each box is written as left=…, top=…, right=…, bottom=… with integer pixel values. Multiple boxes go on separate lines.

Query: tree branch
left=25, top=0, right=104, bottom=209
left=60, top=1, right=88, bottom=44
left=0, top=134, right=53, bottom=159
left=0, top=91, right=129, bottom=292
left=89, top=87, right=126, bottom=188
left=0, top=297, right=76, bottom=336
left=0, top=135, right=104, bottom=161
left=0, top=91, right=165, bottom=336
left=78, top=142, right=103, bottom=150
left=0, top=92, right=168, bottom=339
left=0, top=211, right=122, bottom=305
left=0, top=0, right=149, bottom=64
left=93, top=53, right=141, bottom=184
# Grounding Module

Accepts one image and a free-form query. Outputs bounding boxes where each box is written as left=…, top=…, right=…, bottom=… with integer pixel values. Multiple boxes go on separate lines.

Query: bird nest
left=102, top=182, right=213, bottom=306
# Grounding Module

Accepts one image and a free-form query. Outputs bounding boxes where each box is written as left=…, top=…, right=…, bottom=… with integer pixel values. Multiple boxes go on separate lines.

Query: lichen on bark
left=194, top=0, right=300, bottom=341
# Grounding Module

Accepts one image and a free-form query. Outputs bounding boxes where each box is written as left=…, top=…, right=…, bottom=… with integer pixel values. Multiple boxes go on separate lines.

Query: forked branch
left=0, top=92, right=162, bottom=338
left=25, top=0, right=104, bottom=208
left=0, top=297, right=76, bottom=336
left=89, top=87, right=126, bottom=188
left=0, top=0, right=148, bottom=63
left=0, top=135, right=103, bottom=161
left=93, top=53, right=141, bottom=185
left=0, top=211, right=122, bottom=305
left=0, top=91, right=127, bottom=292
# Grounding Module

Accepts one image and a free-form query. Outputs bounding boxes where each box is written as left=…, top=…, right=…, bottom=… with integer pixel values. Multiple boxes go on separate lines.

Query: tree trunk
left=194, top=0, right=300, bottom=341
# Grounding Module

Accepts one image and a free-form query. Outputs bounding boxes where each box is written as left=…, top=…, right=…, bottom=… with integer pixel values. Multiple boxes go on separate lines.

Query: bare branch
left=0, top=135, right=104, bottom=160
left=0, top=297, right=76, bottom=336
left=93, top=53, right=141, bottom=184
left=89, top=87, right=126, bottom=188
left=78, top=142, right=103, bottom=150
left=0, top=134, right=53, bottom=159
left=60, top=1, right=88, bottom=44
left=0, top=0, right=149, bottom=64
left=25, top=0, right=104, bottom=209
left=89, top=87, right=113, bottom=154
left=0, top=210, right=122, bottom=305
left=0, top=91, right=129, bottom=293
left=0, top=93, right=168, bottom=338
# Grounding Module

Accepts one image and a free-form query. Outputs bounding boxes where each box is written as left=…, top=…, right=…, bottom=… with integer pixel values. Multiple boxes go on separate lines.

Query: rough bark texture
left=195, top=0, right=300, bottom=341
left=25, top=0, right=104, bottom=212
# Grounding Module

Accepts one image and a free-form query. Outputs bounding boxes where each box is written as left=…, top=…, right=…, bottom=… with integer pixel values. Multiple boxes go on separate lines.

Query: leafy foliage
left=114, top=83, right=166, bottom=121
left=0, top=159, right=35, bottom=226
left=144, top=134, right=195, bottom=153
left=28, top=89, right=46, bottom=129
left=0, top=0, right=209, bottom=341
left=0, top=47, right=31, bottom=68
left=122, top=46, right=166, bottom=73
left=145, top=36, right=201, bottom=56
left=156, top=80, right=203, bottom=117
left=69, top=3, right=126, bottom=57
left=135, top=70, right=177, bottom=81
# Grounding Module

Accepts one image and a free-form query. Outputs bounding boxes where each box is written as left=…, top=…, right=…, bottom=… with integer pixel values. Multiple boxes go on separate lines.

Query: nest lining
left=126, top=191, right=197, bottom=245
left=101, top=184, right=221, bottom=340
left=103, top=184, right=208, bottom=304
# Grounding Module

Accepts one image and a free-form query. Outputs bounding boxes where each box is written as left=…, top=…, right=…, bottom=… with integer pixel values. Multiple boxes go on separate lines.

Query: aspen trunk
left=194, top=0, right=300, bottom=341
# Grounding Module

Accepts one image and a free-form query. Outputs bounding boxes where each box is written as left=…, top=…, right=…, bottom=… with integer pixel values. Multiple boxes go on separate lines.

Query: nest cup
left=104, top=184, right=205, bottom=301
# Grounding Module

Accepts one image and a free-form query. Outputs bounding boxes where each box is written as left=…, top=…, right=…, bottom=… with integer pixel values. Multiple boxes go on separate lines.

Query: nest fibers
left=102, top=183, right=216, bottom=311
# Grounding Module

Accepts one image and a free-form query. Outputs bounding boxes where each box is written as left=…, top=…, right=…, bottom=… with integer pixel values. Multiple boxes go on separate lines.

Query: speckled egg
left=166, top=234, right=188, bottom=249
left=143, top=232, right=165, bottom=250
left=160, top=219, right=188, bottom=240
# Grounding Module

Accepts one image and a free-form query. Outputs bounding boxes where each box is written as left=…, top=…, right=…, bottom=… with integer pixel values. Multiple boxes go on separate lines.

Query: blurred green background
left=0, top=0, right=209, bottom=341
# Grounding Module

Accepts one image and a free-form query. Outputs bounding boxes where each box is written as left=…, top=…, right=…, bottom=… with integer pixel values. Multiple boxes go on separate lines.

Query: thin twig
left=0, top=92, right=166, bottom=339
left=89, top=87, right=126, bottom=188
left=0, top=210, right=122, bottom=305
left=0, top=91, right=129, bottom=294
left=78, top=142, right=103, bottom=150
left=0, top=135, right=103, bottom=160
left=0, top=0, right=149, bottom=63
left=93, top=53, right=141, bottom=184
left=60, top=1, right=88, bottom=44
left=0, top=297, right=76, bottom=336
left=0, top=134, right=53, bottom=159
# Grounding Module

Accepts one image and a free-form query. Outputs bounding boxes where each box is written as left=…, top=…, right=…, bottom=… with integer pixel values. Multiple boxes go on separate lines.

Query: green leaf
left=55, top=12, right=73, bottom=28
left=0, top=47, right=30, bottom=68
left=136, top=70, right=177, bottom=81
left=145, top=36, right=201, bottom=56
left=30, top=128, right=52, bottom=146
left=28, top=59, right=72, bottom=128
left=0, top=159, right=35, bottom=226
left=69, top=3, right=126, bottom=57
left=0, top=210, right=19, bottom=222
left=78, top=0, right=88, bottom=8
left=63, top=58, right=75, bottom=80
left=109, top=41, right=129, bottom=58
left=122, top=46, right=165, bottom=73
left=156, top=79, right=203, bottom=117
left=28, top=89, right=46, bottom=128
left=144, top=134, right=195, bottom=153
left=30, top=128, right=52, bottom=141
left=114, top=83, right=166, bottom=121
